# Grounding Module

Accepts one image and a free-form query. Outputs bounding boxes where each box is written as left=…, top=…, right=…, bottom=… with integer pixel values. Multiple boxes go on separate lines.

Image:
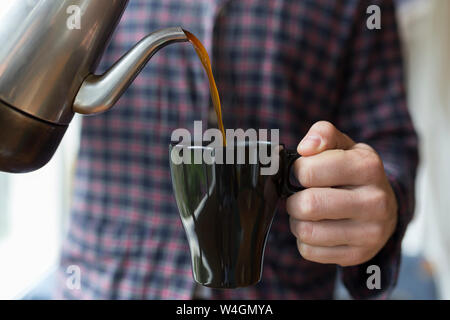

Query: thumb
left=298, top=121, right=355, bottom=156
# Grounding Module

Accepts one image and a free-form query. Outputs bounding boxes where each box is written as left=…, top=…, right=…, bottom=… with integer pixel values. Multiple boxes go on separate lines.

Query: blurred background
left=0, top=0, right=449, bottom=299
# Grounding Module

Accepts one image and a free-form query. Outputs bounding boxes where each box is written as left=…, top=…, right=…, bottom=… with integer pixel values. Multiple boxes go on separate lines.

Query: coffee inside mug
left=169, top=141, right=301, bottom=288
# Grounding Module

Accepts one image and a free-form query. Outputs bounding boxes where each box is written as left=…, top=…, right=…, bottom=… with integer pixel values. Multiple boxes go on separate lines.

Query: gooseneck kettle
left=0, top=0, right=188, bottom=173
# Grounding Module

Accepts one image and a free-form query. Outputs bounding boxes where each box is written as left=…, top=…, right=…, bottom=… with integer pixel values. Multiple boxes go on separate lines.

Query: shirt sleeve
left=334, top=0, right=419, bottom=299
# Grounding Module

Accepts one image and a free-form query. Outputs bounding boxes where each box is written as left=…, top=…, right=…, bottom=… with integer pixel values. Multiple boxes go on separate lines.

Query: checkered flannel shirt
left=57, top=0, right=418, bottom=299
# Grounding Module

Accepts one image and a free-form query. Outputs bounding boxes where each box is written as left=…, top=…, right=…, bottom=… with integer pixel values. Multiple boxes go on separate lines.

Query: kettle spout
left=73, top=27, right=187, bottom=115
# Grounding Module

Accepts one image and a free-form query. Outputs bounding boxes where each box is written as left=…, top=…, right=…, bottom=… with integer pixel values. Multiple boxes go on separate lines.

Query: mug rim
left=169, top=140, right=282, bottom=151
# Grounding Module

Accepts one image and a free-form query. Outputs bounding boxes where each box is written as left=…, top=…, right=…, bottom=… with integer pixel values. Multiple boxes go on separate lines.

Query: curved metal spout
left=73, top=27, right=187, bottom=115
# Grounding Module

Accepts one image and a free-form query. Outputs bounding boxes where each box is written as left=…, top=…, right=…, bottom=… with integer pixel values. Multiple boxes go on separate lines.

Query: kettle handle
left=73, top=27, right=187, bottom=115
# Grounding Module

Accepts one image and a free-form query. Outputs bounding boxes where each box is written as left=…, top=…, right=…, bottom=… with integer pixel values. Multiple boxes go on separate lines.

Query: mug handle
left=281, top=148, right=304, bottom=197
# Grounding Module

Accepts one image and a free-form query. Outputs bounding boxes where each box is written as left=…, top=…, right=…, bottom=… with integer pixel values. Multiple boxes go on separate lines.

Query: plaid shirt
left=57, top=0, right=418, bottom=299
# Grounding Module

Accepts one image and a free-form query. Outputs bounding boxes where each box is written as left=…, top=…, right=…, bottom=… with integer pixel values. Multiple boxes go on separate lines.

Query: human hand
left=287, top=121, right=398, bottom=266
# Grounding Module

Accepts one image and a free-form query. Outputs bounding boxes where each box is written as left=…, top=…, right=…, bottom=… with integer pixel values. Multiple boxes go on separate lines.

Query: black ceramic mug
left=169, top=141, right=301, bottom=288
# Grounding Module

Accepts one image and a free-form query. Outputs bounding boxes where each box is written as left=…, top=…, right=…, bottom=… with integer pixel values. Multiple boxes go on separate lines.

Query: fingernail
left=298, top=135, right=321, bottom=152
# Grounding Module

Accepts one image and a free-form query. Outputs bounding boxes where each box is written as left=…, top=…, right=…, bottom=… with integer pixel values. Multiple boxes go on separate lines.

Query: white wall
left=0, top=116, right=81, bottom=299
left=398, top=0, right=450, bottom=299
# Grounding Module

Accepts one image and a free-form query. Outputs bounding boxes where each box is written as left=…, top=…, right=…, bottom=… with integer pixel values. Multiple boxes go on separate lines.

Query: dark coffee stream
left=184, top=30, right=227, bottom=146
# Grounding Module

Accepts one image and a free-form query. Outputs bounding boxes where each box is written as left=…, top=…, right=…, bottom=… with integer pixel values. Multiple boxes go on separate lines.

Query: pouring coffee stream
left=184, top=30, right=227, bottom=146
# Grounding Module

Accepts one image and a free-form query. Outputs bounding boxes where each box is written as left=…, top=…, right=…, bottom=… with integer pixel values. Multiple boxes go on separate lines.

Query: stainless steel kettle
left=0, top=0, right=188, bottom=173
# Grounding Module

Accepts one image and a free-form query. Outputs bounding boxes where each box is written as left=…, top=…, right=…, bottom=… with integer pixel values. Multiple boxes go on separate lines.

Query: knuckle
left=356, top=149, right=383, bottom=181
left=341, top=226, right=352, bottom=244
left=286, top=196, right=299, bottom=217
left=298, top=242, right=313, bottom=259
left=359, top=248, right=375, bottom=265
left=292, top=158, right=301, bottom=179
left=370, top=157, right=384, bottom=178
left=340, top=248, right=365, bottom=267
left=314, top=121, right=336, bottom=136
left=354, top=142, right=375, bottom=152
left=333, top=148, right=346, bottom=158
left=369, top=189, right=390, bottom=219
left=354, top=147, right=373, bottom=163
left=298, top=221, right=315, bottom=243
left=364, top=223, right=384, bottom=247
left=372, top=223, right=384, bottom=241
left=353, top=249, right=367, bottom=265
left=288, top=217, right=298, bottom=237
left=312, top=121, right=337, bottom=147
left=300, top=190, right=318, bottom=218
left=298, top=159, right=314, bottom=187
